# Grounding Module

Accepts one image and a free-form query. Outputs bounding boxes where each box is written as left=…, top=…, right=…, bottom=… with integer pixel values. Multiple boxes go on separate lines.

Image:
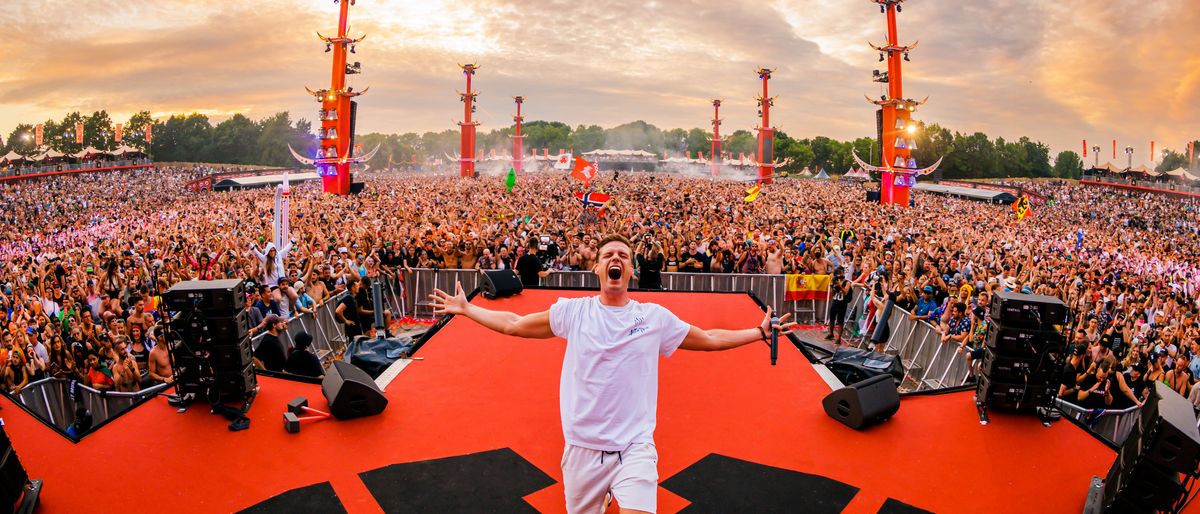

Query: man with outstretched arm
left=430, top=233, right=793, bottom=514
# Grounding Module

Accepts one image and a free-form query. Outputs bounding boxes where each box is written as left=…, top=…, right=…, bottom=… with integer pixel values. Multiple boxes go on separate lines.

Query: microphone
left=770, top=315, right=779, bottom=366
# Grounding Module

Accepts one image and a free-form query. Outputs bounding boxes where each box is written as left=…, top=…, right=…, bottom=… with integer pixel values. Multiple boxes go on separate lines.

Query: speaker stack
left=0, top=424, right=40, bottom=513
left=1092, top=382, right=1200, bottom=513
left=166, top=279, right=257, bottom=404
left=976, top=290, right=1067, bottom=417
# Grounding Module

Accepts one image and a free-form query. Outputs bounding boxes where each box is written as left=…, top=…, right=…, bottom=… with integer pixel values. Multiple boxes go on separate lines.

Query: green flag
left=505, top=168, right=516, bottom=192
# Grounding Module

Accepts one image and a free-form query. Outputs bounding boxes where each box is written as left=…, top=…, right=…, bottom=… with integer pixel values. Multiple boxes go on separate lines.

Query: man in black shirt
left=337, top=277, right=364, bottom=338
left=254, top=314, right=289, bottom=372
left=284, top=331, right=325, bottom=378
left=516, top=239, right=553, bottom=287
left=1059, top=344, right=1086, bottom=399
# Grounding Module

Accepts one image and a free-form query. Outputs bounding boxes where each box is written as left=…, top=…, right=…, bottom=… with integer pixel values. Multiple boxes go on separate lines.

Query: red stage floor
left=6, top=289, right=1120, bottom=513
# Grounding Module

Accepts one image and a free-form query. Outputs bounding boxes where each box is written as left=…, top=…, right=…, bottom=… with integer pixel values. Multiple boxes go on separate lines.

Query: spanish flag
left=785, top=274, right=831, bottom=301
left=1012, top=196, right=1032, bottom=221
left=744, top=184, right=762, bottom=203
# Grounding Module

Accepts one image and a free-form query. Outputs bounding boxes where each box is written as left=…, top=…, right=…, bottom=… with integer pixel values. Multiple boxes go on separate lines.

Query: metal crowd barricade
left=250, top=292, right=349, bottom=366
left=398, top=269, right=808, bottom=323
left=13, top=378, right=168, bottom=435
left=837, top=289, right=971, bottom=394
left=1054, top=398, right=1142, bottom=447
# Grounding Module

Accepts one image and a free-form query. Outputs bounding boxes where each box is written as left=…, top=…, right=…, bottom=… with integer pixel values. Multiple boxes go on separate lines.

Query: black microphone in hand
left=770, top=315, right=779, bottom=366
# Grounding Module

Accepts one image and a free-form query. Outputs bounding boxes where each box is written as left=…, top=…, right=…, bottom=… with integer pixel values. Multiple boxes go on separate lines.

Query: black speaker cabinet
left=1138, top=382, right=1200, bottom=474
left=822, top=374, right=900, bottom=430
left=0, top=429, right=28, bottom=508
left=989, top=290, right=1067, bottom=327
left=322, top=361, right=388, bottom=420
left=979, top=348, right=1059, bottom=384
left=984, top=322, right=1064, bottom=356
left=976, top=374, right=1056, bottom=412
left=165, top=279, right=246, bottom=313
left=480, top=269, right=524, bottom=300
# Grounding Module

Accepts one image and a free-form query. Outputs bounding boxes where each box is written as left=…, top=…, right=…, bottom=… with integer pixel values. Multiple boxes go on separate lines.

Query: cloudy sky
left=2, top=0, right=1197, bottom=164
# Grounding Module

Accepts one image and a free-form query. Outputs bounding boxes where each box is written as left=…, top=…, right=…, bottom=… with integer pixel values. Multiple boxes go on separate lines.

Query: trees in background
left=1, top=110, right=1182, bottom=179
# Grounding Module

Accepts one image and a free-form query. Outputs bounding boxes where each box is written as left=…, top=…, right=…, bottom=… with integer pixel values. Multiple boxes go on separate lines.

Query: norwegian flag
left=554, top=152, right=573, bottom=170
left=574, top=191, right=611, bottom=215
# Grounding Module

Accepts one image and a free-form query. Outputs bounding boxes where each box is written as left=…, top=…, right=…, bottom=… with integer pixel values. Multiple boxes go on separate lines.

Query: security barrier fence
left=250, top=292, right=350, bottom=366
left=12, top=378, right=168, bottom=438
left=377, top=269, right=831, bottom=326
left=836, top=284, right=1157, bottom=447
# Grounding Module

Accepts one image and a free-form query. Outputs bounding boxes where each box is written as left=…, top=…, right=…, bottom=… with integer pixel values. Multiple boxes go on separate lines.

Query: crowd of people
left=2, top=164, right=1200, bottom=413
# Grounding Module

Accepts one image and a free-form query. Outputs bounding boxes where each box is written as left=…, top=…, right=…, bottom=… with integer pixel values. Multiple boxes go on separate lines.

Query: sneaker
left=824, top=334, right=834, bottom=340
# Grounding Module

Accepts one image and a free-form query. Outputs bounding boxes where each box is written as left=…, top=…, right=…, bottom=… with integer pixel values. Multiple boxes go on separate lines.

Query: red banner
left=1151, top=141, right=1155, bottom=162
left=145, top=124, right=153, bottom=143
left=115, top=124, right=123, bottom=143
left=1191, top=142, right=1195, bottom=166
left=34, top=124, right=43, bottom=147
left=1112, top=140, right=1116, bottom=159
left=1082, top=139, right=1087, bottom=158
left=75, top=122, right=84, bottom=144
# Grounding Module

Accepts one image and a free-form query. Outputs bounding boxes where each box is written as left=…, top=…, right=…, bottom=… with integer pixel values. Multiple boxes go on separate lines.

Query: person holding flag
left=571, top=156, right=598, bottom=186
left=1012, top=196, right=1033, bottom=221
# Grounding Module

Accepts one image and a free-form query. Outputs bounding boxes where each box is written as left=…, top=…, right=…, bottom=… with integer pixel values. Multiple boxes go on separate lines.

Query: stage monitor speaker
left=480, top=269, right=524, bottom=300
left=984, top=322, right=1064, bottom=356
left=0, top=427, right=28, bottom=508
left=1138, top=381, right=1200, bottom=474
left=165, top=279, right=246, bottom=313
left=322, top=361, right=388, bottom=420
left=826, top=346, right=904, bottom=385
left=822, top=374, right=900, bottom=430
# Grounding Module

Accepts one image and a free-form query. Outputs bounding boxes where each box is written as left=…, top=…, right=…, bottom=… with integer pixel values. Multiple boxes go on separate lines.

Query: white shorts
left=562, top=442, right=658, bottom=514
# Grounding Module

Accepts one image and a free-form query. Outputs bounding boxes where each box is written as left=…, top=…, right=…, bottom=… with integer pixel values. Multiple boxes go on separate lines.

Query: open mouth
left=607, top=266, right=622, bottom=280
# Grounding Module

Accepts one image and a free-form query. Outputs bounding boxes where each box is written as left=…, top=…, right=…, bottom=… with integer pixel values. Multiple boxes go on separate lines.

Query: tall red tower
left=308, top=0, right=367, bottom=195
left=755, top=68, right=776, bottom=184
left=871, top=0, right=920, bottom=206
left=459, top=63, right=479, bottom=178
left=711, top=99, right=722, bottom=177
left=512, top=96, right=525, bottom=174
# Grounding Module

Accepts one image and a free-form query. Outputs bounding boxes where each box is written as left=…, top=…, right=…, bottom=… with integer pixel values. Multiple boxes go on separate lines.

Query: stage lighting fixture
left=350, top=45, right=356, bottom=54
left=325, top=44, right=331, bottom=53
left=906, top=124, right=917, bottom=135
left=879, top=53, right=885, bottom=62
left=880, top=5, right=885, bottom=13
left=897, top=4, right=902, bottom=12
left=903, top=52, right=910, bottom=61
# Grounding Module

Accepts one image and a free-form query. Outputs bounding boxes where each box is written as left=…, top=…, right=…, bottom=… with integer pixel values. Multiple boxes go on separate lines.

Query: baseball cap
left=263, top=314, right=284, bottom=325
left=972, top=306, right=986, bottom=320
left=922, top=285, right=934, bottom=294
left=294, top=280, right=305, bottom=290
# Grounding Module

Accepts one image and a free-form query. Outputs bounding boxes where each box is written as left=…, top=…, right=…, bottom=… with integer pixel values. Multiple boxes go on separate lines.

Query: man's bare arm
left=430, top=281, right=555, bottom=339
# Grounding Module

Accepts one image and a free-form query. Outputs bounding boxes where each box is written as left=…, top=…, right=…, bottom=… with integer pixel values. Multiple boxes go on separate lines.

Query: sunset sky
left=3, top=0, right=1197, bottom=164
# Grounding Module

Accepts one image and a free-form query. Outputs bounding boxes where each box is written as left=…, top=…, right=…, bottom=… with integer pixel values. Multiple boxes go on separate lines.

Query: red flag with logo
left=35, top=124, right=43, bottom=147
left=145, top=124, right=153, bottom=143
left=571, top=156, right=598, bottom=183
left=115, top=123, right=123, bottom=143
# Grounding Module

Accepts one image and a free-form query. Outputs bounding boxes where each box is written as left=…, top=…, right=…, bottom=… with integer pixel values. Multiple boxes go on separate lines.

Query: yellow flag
left=744, top=184, right=762, bottom=203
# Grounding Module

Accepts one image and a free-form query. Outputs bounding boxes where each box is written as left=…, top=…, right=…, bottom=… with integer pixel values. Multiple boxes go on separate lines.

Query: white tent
left=1, top=151, right=27, bottom=162
left=35, top=150, right=66, bottom=161
left=1163, top=167, right=1194, bottom=180
left=814, top=168, right=831, bottom=179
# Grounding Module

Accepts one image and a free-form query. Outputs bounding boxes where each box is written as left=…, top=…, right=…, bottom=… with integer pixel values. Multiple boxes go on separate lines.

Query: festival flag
left=785, top=274, right=831, bottom=301
left=145, top=124, right=153, bottom=143
left=1112, top=139, right=1116, bottom=159
left=1151, top=141, right=1155, bottom=162
left=1012, top=196, right=1032, bottom=221
left=115, top=123, right=123, bottom=143
left=554, top=152, right=573, bottom=170
left=74, top=122, right=84, bottom=144
left=574, top=191, right=611, bottom=215
left=1082, top=139, right=1087, bottom=158
left=505, top=168, right=516, bottom=192
left=744, top=184, right=761, bottom=203
left=34, top=124, right=43, bottom=147
left=571, top=156, right=598, bottom=183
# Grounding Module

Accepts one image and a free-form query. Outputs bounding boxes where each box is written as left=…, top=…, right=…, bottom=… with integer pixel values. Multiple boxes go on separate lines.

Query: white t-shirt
left=550, top=296, right=691, bottom=451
